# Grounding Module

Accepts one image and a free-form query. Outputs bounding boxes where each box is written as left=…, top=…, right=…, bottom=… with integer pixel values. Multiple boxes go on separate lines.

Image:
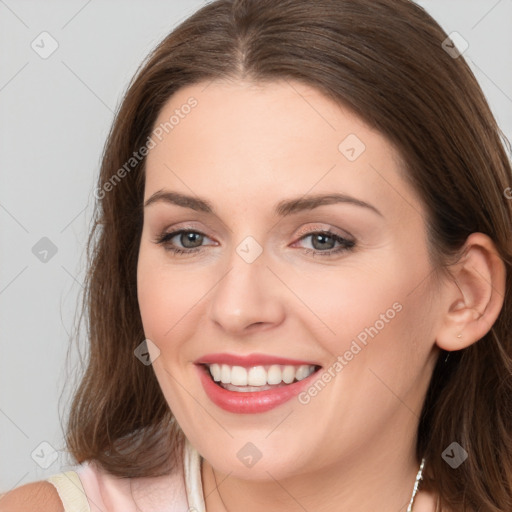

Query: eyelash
left=153, top=228, right=356, bottom=258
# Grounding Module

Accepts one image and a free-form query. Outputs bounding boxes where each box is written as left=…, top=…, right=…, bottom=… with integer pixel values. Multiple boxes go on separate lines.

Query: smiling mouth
left=200, top=363, right=322, bottom=392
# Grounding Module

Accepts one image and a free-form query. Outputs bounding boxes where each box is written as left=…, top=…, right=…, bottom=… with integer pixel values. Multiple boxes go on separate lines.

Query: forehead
left=144, top=79, right=422, bottom=220
left=148, top=79, right=380, bottom=164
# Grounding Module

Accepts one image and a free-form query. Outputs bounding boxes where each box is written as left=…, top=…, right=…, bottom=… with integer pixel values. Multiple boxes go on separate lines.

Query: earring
left=444, top=352, right=450, bottom=363
left=457, top=333, right=462, bottom=339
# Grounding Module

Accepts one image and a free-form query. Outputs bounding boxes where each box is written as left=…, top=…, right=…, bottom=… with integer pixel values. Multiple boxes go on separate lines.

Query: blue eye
left=296, top=230, right=355, bottom=256
left=153, top=229, right=355, bottom=258
left=154, top=230, right=211, bottom=256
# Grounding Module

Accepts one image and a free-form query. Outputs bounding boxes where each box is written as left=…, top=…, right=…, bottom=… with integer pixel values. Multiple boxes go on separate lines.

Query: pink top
left=44, top=438, right=206, bottom=512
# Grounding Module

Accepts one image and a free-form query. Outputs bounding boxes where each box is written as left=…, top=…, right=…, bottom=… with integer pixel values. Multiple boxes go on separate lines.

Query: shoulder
left=0, top=480, right=64, bottom=512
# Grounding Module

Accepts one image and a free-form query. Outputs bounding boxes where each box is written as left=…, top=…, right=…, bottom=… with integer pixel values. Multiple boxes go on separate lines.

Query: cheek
left=299, top=251, right=434, bottom=372
left=136, top=248, right=213, bottom=354
left=295, top=262, right=408, bottom=347
left=137, top=249, right=182, bottom=344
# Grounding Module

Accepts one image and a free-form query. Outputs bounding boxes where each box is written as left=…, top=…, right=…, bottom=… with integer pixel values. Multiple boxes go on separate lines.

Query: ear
left=435, top=232, right=506, bottom=351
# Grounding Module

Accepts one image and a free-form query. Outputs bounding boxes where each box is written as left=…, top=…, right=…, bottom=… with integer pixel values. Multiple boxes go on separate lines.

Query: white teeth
left=295, top=365, right=311, bottom=381
left=207, top=363, right=317, bottom=387
left=209, top=363, right=222, bottom=382
left=248, top=366, right=267, bottom=386
left=230, top=366, right=247, bottom=386
left=220, top=364, right=230, bottom=384
left=267, top=365, right=282, bottom=385
left=282, top=365, right=296, bottom=384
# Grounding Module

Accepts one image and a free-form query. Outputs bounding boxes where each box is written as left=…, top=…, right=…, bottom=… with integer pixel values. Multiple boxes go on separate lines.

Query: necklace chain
left=212, top=457, right=426, bottom=512
left=130, top=452, right=426, bottom=511
left=407, top=458, right=426, bottom=512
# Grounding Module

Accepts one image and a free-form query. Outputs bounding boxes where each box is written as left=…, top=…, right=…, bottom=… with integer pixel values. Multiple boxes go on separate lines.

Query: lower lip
left=196, top=364, right=320, bottom=414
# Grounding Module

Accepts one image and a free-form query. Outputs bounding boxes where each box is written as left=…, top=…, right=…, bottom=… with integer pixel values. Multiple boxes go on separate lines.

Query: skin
left=136, top=79, right=505, bottom=512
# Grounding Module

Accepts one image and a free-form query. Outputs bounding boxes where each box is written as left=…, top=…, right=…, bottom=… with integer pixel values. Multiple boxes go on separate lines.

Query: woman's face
left=137, top=79, right=443, bottom=479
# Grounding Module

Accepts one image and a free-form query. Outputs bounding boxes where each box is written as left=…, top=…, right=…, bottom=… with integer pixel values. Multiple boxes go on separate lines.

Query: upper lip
left=194, top=353, right=322, bottom=367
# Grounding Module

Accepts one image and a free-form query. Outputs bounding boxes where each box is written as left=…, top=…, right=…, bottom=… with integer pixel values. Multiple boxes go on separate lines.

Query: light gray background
left=1, top=0, right=511, bottom=489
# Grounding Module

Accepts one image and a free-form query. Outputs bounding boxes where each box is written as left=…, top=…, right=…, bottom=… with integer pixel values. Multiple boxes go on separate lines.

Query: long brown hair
left=64, top=0, right=512, bottom=510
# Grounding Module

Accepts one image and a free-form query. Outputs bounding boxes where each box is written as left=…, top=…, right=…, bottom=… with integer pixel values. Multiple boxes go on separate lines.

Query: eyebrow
left=143, top=190, right=383, bottom=217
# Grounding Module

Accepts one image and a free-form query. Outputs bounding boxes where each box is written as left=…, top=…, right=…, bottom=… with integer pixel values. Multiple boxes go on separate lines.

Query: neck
left=201, top=432, right=422, bottom=512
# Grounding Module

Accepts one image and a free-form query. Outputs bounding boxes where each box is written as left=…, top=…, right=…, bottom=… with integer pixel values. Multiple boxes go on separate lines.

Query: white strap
left=46, top=471, right=91, bottom=512
left=183, top=438, right=206, bottom=512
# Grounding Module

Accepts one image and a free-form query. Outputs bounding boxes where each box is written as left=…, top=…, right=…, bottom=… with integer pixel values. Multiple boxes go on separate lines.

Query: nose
left=208, top=245, right=286, bottom=335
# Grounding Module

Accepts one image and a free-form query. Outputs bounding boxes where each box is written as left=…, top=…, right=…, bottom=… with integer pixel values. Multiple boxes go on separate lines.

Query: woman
left=2, top=0, right=511, bottom=511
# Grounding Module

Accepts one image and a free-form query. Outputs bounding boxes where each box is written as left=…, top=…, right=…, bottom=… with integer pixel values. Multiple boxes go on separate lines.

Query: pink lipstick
left=195, top=353, right=322, bottom=413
